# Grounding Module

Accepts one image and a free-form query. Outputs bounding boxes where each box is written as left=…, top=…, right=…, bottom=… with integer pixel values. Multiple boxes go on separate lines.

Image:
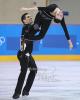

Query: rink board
left=0, top=24, right=80, bottom=61
left=0, top=55, right=80, bottom=61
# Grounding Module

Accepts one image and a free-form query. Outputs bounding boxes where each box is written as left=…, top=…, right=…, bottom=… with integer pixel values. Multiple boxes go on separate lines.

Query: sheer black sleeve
left=60, top=17, right=70, bottom=40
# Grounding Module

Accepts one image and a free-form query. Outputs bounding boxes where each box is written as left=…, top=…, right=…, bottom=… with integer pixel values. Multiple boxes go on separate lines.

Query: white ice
left=0, top=61, right=80, bottom=100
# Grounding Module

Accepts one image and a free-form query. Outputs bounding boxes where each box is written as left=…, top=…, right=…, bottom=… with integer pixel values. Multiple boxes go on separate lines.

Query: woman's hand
left=68, top=39, right=73, bottom=49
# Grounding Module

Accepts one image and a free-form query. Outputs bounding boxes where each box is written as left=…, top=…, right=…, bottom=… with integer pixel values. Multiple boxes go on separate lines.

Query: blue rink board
left=0, top=24, right=80, bottom=55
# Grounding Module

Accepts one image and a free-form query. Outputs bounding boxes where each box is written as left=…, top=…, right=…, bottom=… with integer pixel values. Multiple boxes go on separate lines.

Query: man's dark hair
left=21, top=13, right=28, bottom=23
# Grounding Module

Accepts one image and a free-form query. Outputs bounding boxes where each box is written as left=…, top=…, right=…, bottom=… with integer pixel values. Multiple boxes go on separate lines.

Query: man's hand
left=68, top=39, right=73, bottom=49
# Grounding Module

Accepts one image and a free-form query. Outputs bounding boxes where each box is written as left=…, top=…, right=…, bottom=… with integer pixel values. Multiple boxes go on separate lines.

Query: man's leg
left=22, top=55, right=37, bottom=96
left=13, top=50, right=28, bottom=99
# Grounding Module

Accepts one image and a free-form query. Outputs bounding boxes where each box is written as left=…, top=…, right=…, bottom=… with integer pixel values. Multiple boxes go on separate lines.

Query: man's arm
left=25, top=30, right=46, bottom=41
left=60, top=17, right=73, bottom=49
left=20, top=35, right=25, bottom=51
left=25, top=20, right=51, bottom=41
left=20, top=27, right=26, bottom=51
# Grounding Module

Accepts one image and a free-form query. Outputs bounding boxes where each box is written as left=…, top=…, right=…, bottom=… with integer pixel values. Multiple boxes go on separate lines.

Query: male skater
left=13, top=13, right=38, bottom=99
left=21, top=4, right=73, bottom=48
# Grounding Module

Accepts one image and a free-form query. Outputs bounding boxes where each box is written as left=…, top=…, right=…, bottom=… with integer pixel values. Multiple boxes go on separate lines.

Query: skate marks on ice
left=1, top=94, right=80, bottom=100
left=0, top=61, right=80, bottom=100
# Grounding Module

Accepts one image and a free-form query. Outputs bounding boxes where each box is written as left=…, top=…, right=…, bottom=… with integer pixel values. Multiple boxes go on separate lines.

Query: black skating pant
left=14, top=50, right=37, bottom=95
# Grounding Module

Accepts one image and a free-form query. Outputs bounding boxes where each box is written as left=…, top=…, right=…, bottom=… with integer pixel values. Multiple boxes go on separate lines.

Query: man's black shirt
left=21, top=24, right=34, bottom=54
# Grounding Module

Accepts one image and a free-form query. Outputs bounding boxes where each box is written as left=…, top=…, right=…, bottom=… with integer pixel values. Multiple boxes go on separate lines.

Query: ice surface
left=0, top=61, right=80, bottom=100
